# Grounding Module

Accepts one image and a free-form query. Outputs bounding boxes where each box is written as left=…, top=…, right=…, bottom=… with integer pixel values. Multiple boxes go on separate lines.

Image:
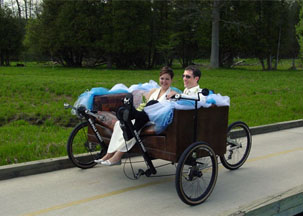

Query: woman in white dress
left=95, top=66, right=177, bottom=166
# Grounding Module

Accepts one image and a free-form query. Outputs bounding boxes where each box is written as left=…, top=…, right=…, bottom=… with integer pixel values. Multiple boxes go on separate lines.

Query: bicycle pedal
left=135, top=169, right=145, bottom=179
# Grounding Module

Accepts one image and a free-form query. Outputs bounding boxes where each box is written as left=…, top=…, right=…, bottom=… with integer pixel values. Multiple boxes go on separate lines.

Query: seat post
left=193, top=100, right=198, bottom=142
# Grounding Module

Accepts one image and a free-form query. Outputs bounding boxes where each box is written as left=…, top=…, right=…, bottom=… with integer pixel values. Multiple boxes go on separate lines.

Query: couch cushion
left=96, top=111, right=118, bottom=131
left=140, top=124, right=168, bottom=136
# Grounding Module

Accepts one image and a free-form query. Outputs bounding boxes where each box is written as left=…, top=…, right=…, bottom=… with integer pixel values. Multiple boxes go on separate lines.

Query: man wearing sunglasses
left=167, top=65, right=205, bottom=102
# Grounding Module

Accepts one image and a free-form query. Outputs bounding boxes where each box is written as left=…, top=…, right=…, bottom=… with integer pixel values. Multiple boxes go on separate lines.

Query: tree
left=167, top=0, right=205, bottom=68
left=26, top=0, right=105, bottom=66
left=22, top=0, right=302, bottom=69
left=279, top=0, right=300, bottom=70
left=250, top=0, right=300, bottom=70
left=101, top=0, right=152, bottom=68
left=296, top=0, right=303, bottom=66
left=148, top=0, right=175, bottom=67
left=15, top=0, right=21, bottom=18
left=0, top=6, right=24, bottom=66
left=212, top=0, right=300, bottom=69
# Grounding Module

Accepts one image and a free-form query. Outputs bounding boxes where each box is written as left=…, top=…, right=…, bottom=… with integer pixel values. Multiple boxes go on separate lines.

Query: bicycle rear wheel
left=220, top=121, right=252, bottom=170
left=67, top=121, right=106, bottom=169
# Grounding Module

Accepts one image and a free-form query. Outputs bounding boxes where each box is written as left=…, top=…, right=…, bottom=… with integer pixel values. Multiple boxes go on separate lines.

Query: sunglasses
left=182, top=74, right=192, bottom=79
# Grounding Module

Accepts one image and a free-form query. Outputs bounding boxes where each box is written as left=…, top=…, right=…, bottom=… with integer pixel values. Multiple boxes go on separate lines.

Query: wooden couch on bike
left=88, top=93, right=229, bottom=162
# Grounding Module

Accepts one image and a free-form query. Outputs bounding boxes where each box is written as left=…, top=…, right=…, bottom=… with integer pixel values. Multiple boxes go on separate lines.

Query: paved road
left=1, top=127, right=303, bottom=216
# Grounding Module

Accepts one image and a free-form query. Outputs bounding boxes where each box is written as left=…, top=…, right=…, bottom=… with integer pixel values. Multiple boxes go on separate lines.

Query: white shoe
left=94, top=159, right=104, bottom=164
left=101, top=160, right=121, bottom=166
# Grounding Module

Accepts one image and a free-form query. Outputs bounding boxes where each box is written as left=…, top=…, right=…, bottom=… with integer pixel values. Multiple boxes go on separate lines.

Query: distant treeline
left=1, top=0, right=303, bottom=69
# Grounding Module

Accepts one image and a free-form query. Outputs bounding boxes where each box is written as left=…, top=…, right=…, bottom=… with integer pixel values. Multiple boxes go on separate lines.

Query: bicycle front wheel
left=175, top=142, right=218, bottom=205
left=67, top=121, right=106, bottom=169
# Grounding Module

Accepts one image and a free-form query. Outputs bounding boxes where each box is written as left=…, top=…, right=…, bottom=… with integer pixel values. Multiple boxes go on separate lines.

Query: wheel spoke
left=220, top=121, right=252, bottom=170
left=67, top=122, right=105, bottom=169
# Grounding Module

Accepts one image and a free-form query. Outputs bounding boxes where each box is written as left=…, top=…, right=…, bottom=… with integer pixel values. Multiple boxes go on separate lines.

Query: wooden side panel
left=91, top=94, right=229, bottom=162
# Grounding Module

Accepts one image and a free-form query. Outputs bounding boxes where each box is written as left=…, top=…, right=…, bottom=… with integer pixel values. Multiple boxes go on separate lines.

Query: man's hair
left=160, top=66, right=174, bottom=79
left=185, top=65, right=201, bottom=81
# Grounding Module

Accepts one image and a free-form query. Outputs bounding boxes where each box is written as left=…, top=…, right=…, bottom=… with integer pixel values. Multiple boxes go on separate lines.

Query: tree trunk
left=0, top=51, right=4, bottom=66
left=267, top=55, right=272, bottom=70
left=29, top=0, right=32, bottom=19
left=5, top=51, right=10, bottom=66
left=150, top=51, right=157, bottom=69
left=76, top=53, right=82, bottom=67
left=15, top=0, right=22, bottom=19
left=274, top=26, right=281, bottom=70
left=107, top=55, right=112, bottom=69
left=24, top=0, right=28, bottom=20
left=168, top=58, right=173, bottom=67
left=290, top=57, right=296, bottom=70
left=147, top=10, right=155, bottom=69
left=210, top=0, right=220, bottom=69
left=259, top=58, right=265, bottom=70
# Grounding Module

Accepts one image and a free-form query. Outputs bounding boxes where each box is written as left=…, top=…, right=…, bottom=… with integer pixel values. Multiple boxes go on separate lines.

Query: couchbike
left=64, top=91, right=252, bottom=205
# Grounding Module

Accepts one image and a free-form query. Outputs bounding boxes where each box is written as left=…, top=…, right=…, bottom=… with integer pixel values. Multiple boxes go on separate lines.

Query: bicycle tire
left=67, top=121, right=106, bottom=169
left=175, top=142, right=218, bottom=205
left=220, top=121, right=252, bottom=170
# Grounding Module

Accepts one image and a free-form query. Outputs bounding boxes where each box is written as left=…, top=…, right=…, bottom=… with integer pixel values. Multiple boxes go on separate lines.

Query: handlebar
left=64, top=103, right=75, bottom=110
left=64, top=103, right=105, bottom=121
left=172, top=93, right=199, bottom=101
left=171, top=88, right=210, bottom=101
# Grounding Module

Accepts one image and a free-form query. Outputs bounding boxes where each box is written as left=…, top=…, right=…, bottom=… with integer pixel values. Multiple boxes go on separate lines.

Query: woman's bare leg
left=101, top=152, right=114, bottom=161
left=107, top=151, right=124, bottom=163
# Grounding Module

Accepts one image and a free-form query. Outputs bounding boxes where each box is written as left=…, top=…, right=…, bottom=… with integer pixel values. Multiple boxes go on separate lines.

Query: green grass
left=0, top=120, right=72, bottom=165
left=0, top=60, right=303, bottom=166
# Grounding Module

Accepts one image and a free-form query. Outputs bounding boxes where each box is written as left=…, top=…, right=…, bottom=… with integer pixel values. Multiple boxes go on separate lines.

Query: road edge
left=221, top=184, right=303, bottom=216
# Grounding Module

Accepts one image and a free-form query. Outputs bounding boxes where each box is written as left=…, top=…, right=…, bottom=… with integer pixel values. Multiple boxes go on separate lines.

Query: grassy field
left=0, top=61, right=303, bottom=166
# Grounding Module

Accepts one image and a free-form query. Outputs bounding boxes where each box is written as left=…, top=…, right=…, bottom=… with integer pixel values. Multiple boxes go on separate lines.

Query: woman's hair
left=160, top=66, right=174, bottom=79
